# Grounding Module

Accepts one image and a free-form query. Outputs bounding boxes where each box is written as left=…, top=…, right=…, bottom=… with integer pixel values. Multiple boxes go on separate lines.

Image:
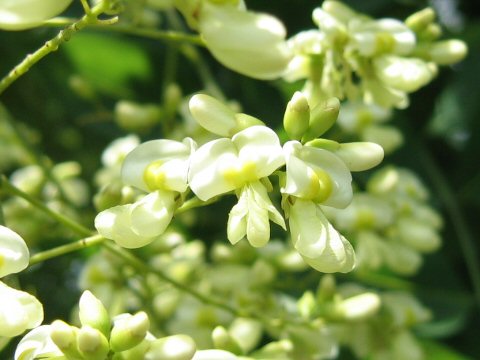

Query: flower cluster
left=284, top=1, right=467, bottom=108
left=325, top=166, right=442, bottom=275
left=95, top=92, right=384, bottom=273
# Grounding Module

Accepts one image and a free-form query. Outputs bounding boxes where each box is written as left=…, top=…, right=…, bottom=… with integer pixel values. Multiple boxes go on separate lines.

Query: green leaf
left=62, top=32, right=152, bottom=97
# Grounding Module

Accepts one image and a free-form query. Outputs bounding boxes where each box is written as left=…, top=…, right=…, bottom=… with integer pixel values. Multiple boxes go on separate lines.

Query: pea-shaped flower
left=198, top=2, right=292, bottom=80
left=95, top=138, right=196, bottom=248
left=0, top=0, right=73, bottom=30
left=189, top=125, right=286, bottom=247
left=0, top=226, right=43, bottom=337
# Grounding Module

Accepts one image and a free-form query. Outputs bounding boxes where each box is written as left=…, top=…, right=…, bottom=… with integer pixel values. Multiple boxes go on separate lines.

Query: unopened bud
left=77, top=325, right=110, bottom=360
left=297, top=291, right=316, bottom=318
left=78, top=291, right=111, bottom=337
left=397, top=218, right=441, bottom=253
left=405, top=8, right=436, bottom=33
left=189, top=94, right=236, bottom=136
left=212, top=326, right=242, bottom=354
left=419, top=23, right=442, bottom=41
left=231, top=113, right=265, bottom=135
left=427, top=39, right=468, bottom=65
left=114, top=100, right=162, bottom=132
left=50, top=320, right=83, bottom=360
left=163, top=83, right=182, bottom=119
left=333, top=142, right=384, bottom=172
left=145, top=335, right=196, bottom=360
left=283, top=92, right=310, bottom=140
left=333, top=293, right=381, bottom=321
left=303, top=97, right=340, bottom=141
left=228, top=318, right=262, bottom=354
left=316, top=274, right=336, bottom=302
left=110, top=312, right=150, bottom=352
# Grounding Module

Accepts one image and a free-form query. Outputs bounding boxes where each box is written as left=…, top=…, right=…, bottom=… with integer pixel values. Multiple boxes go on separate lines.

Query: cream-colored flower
left=0, top=0, right=73, bottom=30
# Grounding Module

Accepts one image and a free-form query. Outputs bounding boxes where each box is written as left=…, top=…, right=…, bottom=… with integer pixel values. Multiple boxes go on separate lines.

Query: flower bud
left=250, top=339, right=293, bottom=358
left=362, top=125, right=403, bottom=154
left=163, top=83, right=182, bottom=118
left=332, top=293, right=381, bottom=321
left=50, top=320, right=83, bottom=360
left=110, top=312, right=150, bottom=352
left=231, top=113, right=265, bottom=135
left=283, top=92, right=310, bottom=140
left=228, top=318, right=262, bottom=354
left=78, top=291, right=111, bottom=337
left=192, top=349, right=239, bottom=360
left=419, top=23, right=442, bottom=41
left=189, top=94, right=237, bottom=136
left=144, top=335, right=196, bottom=360
left=332, top=142, right=384, bottom=172
left=426, top=39, right=468, bottom=65
left=303, top=98, right=340, bottom=141
left=297, top=291, right=316, bottom=318
left=373, top=55, right=437, bottom=92
left=77, top=325, right=110, bottom=360
left=405, top=8, right=436, bottom=33
left=397, top=218, right=441, bottom=253
left=0, top=0, right=73, bottom=30
left=114, top=100, right=162, bottom=132
left=212, top=326, right=242, bottom=354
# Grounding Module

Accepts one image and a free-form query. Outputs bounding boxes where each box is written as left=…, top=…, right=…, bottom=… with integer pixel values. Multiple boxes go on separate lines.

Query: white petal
left=189, top=94, right=236, bottom=136
left=192, top=350, right=238, bottom=360
left=227, top=190, right=248, bottom=245
left=95, top=204, right=157, bottom=248
left=122, top=138, right=195, bottom=192
left=129, top=190, right=175, bottom=238
left=15, top=325, right=62, bottom=360
left=0, top=0, right=73, bottom=30
left=0, top=282, right=43, bottom=338
left=0, top=225, right=29, bottom=277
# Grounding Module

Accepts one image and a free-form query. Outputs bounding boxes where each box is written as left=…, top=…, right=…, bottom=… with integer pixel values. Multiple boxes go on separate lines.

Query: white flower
left=0, top=225, right=29, bottom=277
left=192, top=349, right=238, bottom=360
left=122, top=137, right=196, bottom=193
left=0, top=281, right=43, bottom=337
left=188, top=125, right=284, bottom=201
left=289, top=199, right=355, bottom=273
left=0, top=0, right=73, bottom=30
left=95, top=190, right=176, bottom=248
left=101, top=135, right=140, bottom=168
left=14, top=325, right=63, bottom=360
left=198, top=2, right=292, bottom=80
left=282, top=141, right=352, bottom=208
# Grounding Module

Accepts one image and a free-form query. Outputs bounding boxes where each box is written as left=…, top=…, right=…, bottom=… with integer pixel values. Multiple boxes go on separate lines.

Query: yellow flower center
left=304, top=167, right=334, bottom=203
left=222, top=160, right=258, bottom=188
left=375, top=32, right=395, bottom=54
left=144, top=160, right=167, bottom=191
left=0, top=254, right=4, bottom=269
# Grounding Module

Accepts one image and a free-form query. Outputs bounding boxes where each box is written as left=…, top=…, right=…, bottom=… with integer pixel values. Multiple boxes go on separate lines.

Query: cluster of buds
left=284, top=1, right=467, bottom=108
left=13, top=290, right=246, bottom=360
left=95, top=92, right=384, bottom=273
left=325, top=166, right=442, bottom=275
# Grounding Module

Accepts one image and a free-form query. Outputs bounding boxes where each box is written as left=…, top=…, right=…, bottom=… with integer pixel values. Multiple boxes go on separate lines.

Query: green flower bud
left=419, top=23, right=442, bottom=41
left=94, top=182, right=124, bottom=211
left=283, top=92, right=310, bottom=141
left=231, top=113, right=265, bottom=135
left=163, top=83, right=182, bottom=119
left=228, top=318, right=262, bottom=354
left=250, top=259, right=276, bottom=286
left=397, top=218, right=441, bottom=253
left=114, top=100, right=162, bottom=132
left=78, top=291, right=111, bottom=337
left=251, top=339, right=293, bottom=358
left=189, top=94, right=237, bottom=136
left=304, top=138, right=340, bottom=151
left=110, top=312, right=150, bottom=352
left=297, top=291, right=316, bottom=318
left=405, top=8, right=436, bottom=33
left=77, top=325, right=110, bottom=360
left=50, top=320, right=83, bottom=360
left=427, top=39, right=468, bottom=65
left=316, top=274, right=336, bottom=303
left=212, top=326, right=243, bottom=354
left=145, top=335, right=196, bottom=360
left=362, top=125, right=403, bottom=154
left=332, top=293, right=381, bottom=321
left=303, top=98, right=340, bottom=141
left=332, top=142, right=384, bottom=172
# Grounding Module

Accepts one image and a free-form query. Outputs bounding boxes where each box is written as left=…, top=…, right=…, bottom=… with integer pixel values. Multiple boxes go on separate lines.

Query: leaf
left=62, top=32, right=152, bottom=97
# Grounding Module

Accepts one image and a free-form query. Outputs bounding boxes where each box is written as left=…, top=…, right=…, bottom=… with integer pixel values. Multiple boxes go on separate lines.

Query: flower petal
left=0, top=225, right=29, bottom=278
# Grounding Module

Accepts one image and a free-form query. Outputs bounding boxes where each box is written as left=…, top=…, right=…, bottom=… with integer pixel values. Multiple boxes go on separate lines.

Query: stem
left=175, top=195, right=217, bottom=215
left=29, top=234, right=106, bottom=266
left=0, top=1, right=114, bottom=96
left=0, top=176, right=92, bottom=237
left=417, top=146, right=480, bottom=312
left=103, top=241, right=244, bottom=317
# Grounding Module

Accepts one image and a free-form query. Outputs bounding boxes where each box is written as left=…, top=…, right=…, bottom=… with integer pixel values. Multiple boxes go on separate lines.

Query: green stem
left=0, top=176, right=92, bottom=237
left=0, top=104, right=72, bottom=204
left=0, top=1, right=115, bottom=96
left=29, top=234, right=106, bottom=266
left=103, top=241, right=244, bottom=317
left=417, top=146, right=480, bottom=312
left=176, top=195, right=217, bottom=215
